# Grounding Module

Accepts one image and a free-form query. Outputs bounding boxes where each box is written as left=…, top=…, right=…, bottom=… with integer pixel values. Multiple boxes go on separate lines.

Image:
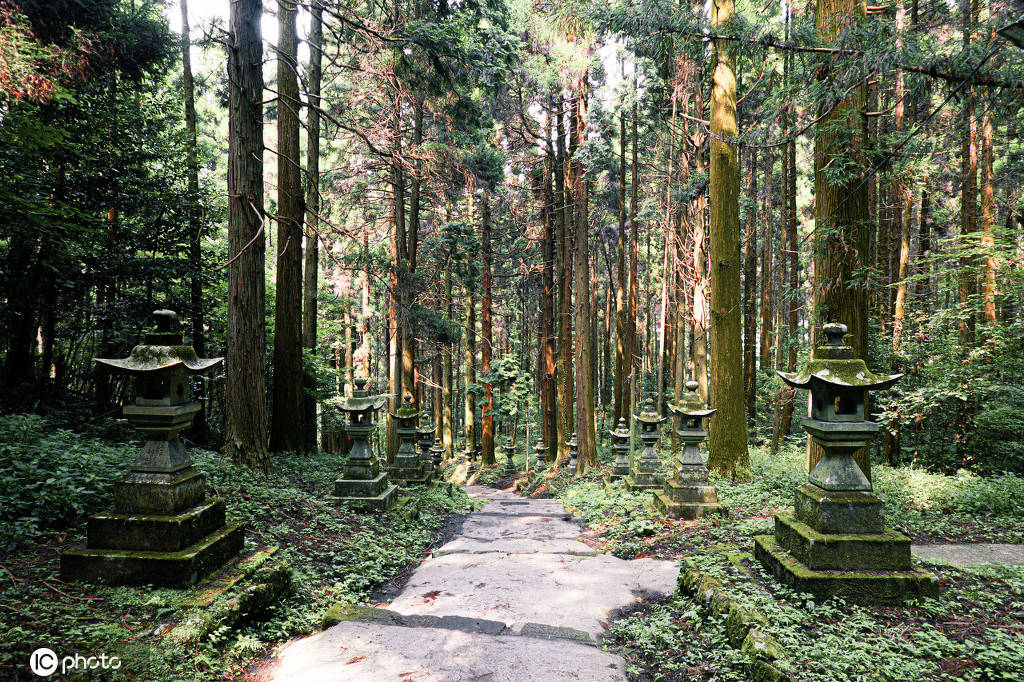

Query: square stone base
left=754, top=534, right=939, bottom=604
left=334, top=472, right=390, bottom=498
left=332, top=483, right=398, bottom=512
left=86, top=499, right=227, bottom=552
left=61, top=523, right=244, bottom=587
left=794, top=483, right=884, bottom=534
left=624, top=475, right=661, bottom=492
left=653, top=489, right=728, bottom=520
left=774, top=513, right=911, bottom=571
left=113, top=468, right=206, bottom=515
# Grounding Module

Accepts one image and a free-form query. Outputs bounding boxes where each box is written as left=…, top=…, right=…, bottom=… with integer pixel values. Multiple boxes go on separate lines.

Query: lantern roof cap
left=610, top=417, right=631, bottom=438
left=668, top=380, right=716, bottom=418
left=95, top=310, right=221, bottom=375
left=391, top=393, right=420, bottom=419
left=777, top=323, right=902, bottom=390
left=634, top=396, right=667, bottom=424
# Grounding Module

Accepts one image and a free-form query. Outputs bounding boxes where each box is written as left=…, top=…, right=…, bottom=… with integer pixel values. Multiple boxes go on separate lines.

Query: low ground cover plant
left=0, top=414, right=469, bottom=680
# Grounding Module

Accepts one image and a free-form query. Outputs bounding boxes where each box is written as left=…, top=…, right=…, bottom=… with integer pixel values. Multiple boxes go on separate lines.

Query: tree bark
left=480, top=191, right=495, bottom=465
left=572, top=87, right=598, bottom=472
left=958, top=0, right=978, bottom=348
left=555, top=97, right=574, bottom=464
left=743, top=147, right=757, bottom=419
left=541, top=108, right=558, bottom=457
left=707, top=0, right=750, bottom=479
left=271, top=0, right=306, bottom=453
left=302, top=0, right=323, bottom=453
left=225, top=0, right=269, bottom=471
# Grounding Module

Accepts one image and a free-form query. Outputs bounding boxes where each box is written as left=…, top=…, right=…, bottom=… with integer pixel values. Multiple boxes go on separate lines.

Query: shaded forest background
left=3, top=0, right=1024, bottom=479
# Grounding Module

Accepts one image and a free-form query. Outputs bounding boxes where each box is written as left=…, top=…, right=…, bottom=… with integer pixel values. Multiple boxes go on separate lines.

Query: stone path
left=266, top=485, right=679, bottom=681
left=912, top=543, right=1024, bottom=567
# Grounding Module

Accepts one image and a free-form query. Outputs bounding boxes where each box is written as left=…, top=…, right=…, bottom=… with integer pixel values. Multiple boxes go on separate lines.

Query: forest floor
left=0, top=414, right=471, bottom=681
left=262, top=485, right=678, bottom=680
left=494, top=443, right=1024, bottom=682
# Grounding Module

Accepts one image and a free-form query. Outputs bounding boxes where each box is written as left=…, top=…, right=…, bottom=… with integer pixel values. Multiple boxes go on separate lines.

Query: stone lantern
left=429, top=437, right=445, bottom=476
left=503, top=436, right=517, bottom=474
left=754, top=323, right=938, bottom=602
left=330, top=377, right=397, bottom=511
left=654, top=381, right=726, bottom=519
left=610, top=418, right=631, bottom=479
left=389, top=394, right=433, bottom=486
left=533, top=437, right=548, bottom=471
left=566, top=432, right=578, bottom=474
left=625, top=397, right=666, bottom=491
left=417, top=410, right=436, bottom=473
left=61, top=310, right=243, bottom=586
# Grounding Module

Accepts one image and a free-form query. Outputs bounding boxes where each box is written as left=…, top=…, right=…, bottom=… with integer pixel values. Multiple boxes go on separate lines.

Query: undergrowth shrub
left=0, top=414, right=136, bottom=548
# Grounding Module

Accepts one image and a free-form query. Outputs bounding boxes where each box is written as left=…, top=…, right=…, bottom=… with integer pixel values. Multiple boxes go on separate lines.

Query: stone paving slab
left=912, top=543, right=1024, bottom=567
left=387, top=551, right=677, bottom=641
left=266, top=485, right=675, bottom=681
left=434, top=536, right=598, bottom=556
left=460, top=512, right=582, bottom=539
left=269, top=621, right=626, bottom=681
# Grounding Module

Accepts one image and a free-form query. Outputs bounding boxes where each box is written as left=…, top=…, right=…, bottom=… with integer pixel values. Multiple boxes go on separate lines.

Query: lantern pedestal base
left=388, top=461, right=434, bottom=487
left=624, top=475, right=661, bottom=491
left=61, top=522, right=244, bottom=587
left=773, top=513, right=911, bottom=571
left=332, top=473, right=398, bottom=511
left=611, top=460, right=629, bottom=478
left=85, top=498, right=228, bottom=552
left=793, top=483, right=884, bottom=534
left=753, top=533, right=938, bottom=604
left=112, top=468, right=206, bottom=515
left=653, top=480, right=727, bottom=520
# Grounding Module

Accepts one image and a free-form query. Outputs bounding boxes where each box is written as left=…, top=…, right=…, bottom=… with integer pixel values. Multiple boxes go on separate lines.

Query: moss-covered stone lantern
left=610, top=418, right=631, bottom=479
left=754, top=323, right=938, bottom=602
left=503, top=436, right=517, bottom=474
left=533, top=436, right=548, bottom=471
left=566, top=432, right=578, bottom=474
left=625, top=397, right=666, bottom=491
left=388, top=394, right=433, bottom=486
left=429, top=437, right=445, bottom=476
left=330, top=377, right=397, bottom=511
left=61, top=310, right=243, bottom=586
left=654, top=380, right=727, bottom=520
left=417, top=410, right=436, bottom=474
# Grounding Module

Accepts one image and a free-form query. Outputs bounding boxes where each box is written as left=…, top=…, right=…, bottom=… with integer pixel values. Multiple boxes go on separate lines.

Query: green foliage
left=0, top=414, right=469, bottom=679
left=0, top=414, right=135, bottom=549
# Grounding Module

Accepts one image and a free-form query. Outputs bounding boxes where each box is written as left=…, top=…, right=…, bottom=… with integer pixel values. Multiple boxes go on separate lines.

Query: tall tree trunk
left=555, top=97, right=574, bottom=464
left=302, top=0, right=323, bottom=453
left=707, top=0, right=750, bottom=479
left=572, top=86, right=598, bottom=472
left=811, top=0, right=871, bottom=480
left=541, top=110, right=558, bottom=456
left=225, top=0, right=269, bottom=471
left=627, top=81, right=640, bottom=417
left=980, top=100, right=996, bottom=325
left=692, top=142, right=709, bottom=403
left=958, top=0, right=978, bottom=348
left=181, top=0, right=203, bottom=358
left=404, top=97, right=424, bottom=406
left=614, top=104, right=628, bottom=423
left=271, top=0, right=305, bottom=453
left=442, top=268, right=454, bottom=458
left=464, top=282, right=477, bottom=459
left=743, top=147, right=758, bottom=419
left=480, top=192, right=495, bottom=465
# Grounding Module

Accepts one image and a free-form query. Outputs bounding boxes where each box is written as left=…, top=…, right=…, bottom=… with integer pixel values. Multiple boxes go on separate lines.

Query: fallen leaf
left=345, top=656, right=366, bottom=665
